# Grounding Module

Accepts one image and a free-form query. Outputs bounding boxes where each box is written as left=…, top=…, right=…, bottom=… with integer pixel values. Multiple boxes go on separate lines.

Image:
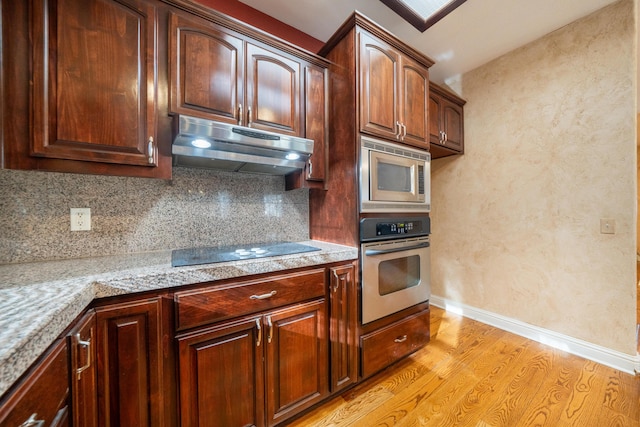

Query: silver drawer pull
left=20, top=414, right=44, bottom=427
left=394, top=335, right=408, bottom=343
left=250, top=290, right=277, bottom=300
left=75, top=332, right=91, bottom=380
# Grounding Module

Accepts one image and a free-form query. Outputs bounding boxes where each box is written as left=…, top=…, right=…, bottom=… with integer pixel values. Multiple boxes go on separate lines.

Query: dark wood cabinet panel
left=169, top=12, right=244, bottom=123
left=69, top=311, right=98, bottom=427
left=177, top=316, right=265, bottom=427
left=265, top=299, right=328, bottom=426
left=31, top=0, right=158, bottom=167
left=358, top=29, right=430, bottom=148
left=328, top=263, right=358, bottom=392
left=1, top=0, right=171, bottom=177
left=429, top=82, right=465, bottom=157
left=175, top=269, right=326, bottom=331
left=96, top=297, right=172, bottom=427
left=360, top=307, right=430, bottom=378
left=401, top=56, right=430, bottom=148
left=358, top=31, right=401, bottom=142
left=0, top=339, right=69, bottom=427
left=246, top=43, right=302, bottom=136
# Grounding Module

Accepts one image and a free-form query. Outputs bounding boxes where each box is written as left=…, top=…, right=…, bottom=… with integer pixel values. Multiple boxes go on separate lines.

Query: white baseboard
left=430, top=295, right=640, bottom=375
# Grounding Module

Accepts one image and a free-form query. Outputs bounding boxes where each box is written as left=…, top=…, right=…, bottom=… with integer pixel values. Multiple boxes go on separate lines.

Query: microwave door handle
left=364, top=242, right=430, bottom=256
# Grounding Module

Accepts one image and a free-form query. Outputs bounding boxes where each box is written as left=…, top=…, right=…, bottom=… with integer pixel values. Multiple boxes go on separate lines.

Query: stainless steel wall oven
left=360, top=216, right=431, bottom=324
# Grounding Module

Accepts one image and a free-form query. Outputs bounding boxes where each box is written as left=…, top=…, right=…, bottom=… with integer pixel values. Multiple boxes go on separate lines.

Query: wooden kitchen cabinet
left=95, top=297, right=174, bottom=427
left=358, top=29, right=430, bottom=149
left=0, top=0, right=171, bottom=178
left=68, top=311, right=97, bottom=427
left=0, top=339, right=69, bottom=427
left=177, top=316, right=265, bottom=427
left=429, top=82, right=466, bottom=158
left=265, top=300, right=328, bottom=425
left=175, top=269, right=331, bottom=426
left=328, top=263, right=358, bottom=392
left=360, top=306, right=430, bottom=379
left=169, top=11, right=302, bottom=137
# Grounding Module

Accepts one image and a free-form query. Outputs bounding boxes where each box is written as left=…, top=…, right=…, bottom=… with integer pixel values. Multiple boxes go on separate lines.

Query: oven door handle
left=364, top=242, right=430, bottom=256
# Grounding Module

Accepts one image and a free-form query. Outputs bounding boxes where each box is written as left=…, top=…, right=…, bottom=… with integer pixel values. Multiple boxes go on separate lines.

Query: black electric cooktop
left=171, top=242, right=321, bottom=267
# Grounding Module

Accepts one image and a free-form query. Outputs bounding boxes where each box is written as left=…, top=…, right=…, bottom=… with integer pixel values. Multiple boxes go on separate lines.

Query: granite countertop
left=0, top=240, right=358, bottom=398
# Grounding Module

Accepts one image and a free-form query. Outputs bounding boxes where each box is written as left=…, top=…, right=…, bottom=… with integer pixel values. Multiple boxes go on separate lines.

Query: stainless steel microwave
left=359, top=135, right=431, bottom=213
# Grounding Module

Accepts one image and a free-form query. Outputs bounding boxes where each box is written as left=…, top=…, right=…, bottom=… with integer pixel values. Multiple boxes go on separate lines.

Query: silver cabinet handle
left=255, top=318, right=262, bottom=347
left=331, top=270, right=340, bottom=293
left=267, top=315, right=273, bottom=344
left=444, top=131, right=448, bottom=143
left=75, top=332, right=91, bottom=380
left=247, top=106, right=252, bottom=127
left=396, top=121, right=401, bottom=139
left=238, top=104, right=243, bottom=126
left=394, top=335, right=408, bottom=343
left=20, top=414, right=44, bottom=427
left=147, top=136, right=154, bottom=164
left=250, top=290, right=277, bottom=300
left=307, top=158, right=313, bottom=178
left=401, top=123, right=407, bottom=140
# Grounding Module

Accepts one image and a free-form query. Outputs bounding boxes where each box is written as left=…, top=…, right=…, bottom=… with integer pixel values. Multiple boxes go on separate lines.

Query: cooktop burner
left=171, top=242, right=321, bottom=267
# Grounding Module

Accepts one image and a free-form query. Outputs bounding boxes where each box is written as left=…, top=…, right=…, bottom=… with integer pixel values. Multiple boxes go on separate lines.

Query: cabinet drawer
left=175, top=269, right=326, bottom=331
left=360, top=308, right=430, bottom=378
left=0, top=339, right=69, bottom=427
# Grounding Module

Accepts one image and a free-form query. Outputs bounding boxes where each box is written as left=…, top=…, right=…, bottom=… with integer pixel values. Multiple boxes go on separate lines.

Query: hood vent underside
left=172, top=115, right=314, bottom=175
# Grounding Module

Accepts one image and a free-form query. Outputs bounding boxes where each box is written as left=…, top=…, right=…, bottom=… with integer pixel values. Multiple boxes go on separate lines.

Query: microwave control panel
left=360, top=217, right=430, bottom=241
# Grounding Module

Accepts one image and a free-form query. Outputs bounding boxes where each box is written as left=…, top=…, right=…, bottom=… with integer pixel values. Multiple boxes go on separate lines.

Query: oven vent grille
left=362, top=140, right=429, bottom=161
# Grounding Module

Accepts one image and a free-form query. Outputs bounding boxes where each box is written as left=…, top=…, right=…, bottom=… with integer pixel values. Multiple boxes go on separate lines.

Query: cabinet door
left=428, top=91, right=443, bottom=145
left=31, top=0, right=158, bottom=167
left=177, top=316, right=265, bottom=427
left=169, top=12, right=244, bottom=124
left=329, top=264, right=358, bottom=392
left=96, top=298, right=169, bottom=427
left=304, top=64, right=328, bottom=182
left=265, top=299, right=328, bottom=426
left=68, top=311, right=97, bottom=427
left=358, top=31, right=401, bottom=141
left=442, top=98, right=464, bottom=152
left=0, top=340, right=69, bottom=427
left=400, top=57, right=429, bottom=149
left=246, top=43, right=302, bottom=136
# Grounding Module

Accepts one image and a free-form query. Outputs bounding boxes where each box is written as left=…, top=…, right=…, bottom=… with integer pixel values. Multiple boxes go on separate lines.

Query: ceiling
left=239, top=0, right=620, bottom=86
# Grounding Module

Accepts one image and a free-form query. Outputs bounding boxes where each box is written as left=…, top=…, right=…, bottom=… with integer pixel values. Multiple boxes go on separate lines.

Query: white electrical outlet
left=70, top=208, right=91, bottom=231
left=600, top=218, right=615, bottom=235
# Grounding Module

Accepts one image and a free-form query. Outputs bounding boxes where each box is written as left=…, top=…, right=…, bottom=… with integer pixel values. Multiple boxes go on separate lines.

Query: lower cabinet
left=328, top=263, right=358, bottom=392
left=177, top=299, right=328, bottom=427
left=68, top=310, right=98, bottom=427
left=95, top=297, right=174, bottom=427
left=360, top=307, right=430, bottom=379
left=0, top=339, right=70, bottom=427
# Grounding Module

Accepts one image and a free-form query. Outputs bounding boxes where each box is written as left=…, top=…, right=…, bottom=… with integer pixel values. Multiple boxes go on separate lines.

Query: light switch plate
left=70, top=208, right=91, bottom=231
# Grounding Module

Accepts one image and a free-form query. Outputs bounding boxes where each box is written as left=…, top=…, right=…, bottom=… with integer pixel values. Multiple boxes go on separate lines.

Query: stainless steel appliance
left=360, top=216, right=431, bottom=324
left=359, top=135, right=430, bottom=213
left=172, top=115, right=314, bottom=175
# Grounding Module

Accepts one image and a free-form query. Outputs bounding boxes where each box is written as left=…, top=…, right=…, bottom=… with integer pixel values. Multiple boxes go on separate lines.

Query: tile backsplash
left=0, top=167, right=310, bottom=264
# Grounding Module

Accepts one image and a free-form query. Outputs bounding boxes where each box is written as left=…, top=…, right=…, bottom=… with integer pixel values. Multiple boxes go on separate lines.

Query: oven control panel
left=360, top=216, right=430, bottom=241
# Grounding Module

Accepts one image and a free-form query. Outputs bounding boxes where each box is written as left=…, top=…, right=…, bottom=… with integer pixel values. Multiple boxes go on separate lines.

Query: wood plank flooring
left=286, top=306, right=640, bottom=427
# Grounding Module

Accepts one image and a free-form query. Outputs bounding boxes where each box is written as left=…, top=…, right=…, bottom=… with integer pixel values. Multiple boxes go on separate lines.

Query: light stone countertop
left=0, top=240, right=358, bottom=398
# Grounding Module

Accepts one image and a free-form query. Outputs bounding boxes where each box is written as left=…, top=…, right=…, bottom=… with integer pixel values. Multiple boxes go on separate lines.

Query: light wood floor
left=287, top=306, right=640, bottom=427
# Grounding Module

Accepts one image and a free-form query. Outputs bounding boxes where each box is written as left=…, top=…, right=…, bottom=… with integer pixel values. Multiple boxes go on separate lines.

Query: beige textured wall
left=431, top=0, right=637, bottom=354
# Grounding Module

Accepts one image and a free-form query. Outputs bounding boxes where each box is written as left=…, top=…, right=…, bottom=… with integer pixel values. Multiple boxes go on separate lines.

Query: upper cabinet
left=1, top=0, right=171, bottom=178
left=169, top=12, right=303, bottom=137
left=2, top=0, right=327, bottom=182
left=169, top=10, right=329, bottom=188
left=359, top=30, right=430, bottom=149
left=429, top=82, right=466, bottom=158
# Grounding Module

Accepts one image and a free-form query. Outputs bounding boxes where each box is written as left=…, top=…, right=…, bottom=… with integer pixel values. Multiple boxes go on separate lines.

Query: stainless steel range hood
left=172, top=115, right=314, bottom=175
